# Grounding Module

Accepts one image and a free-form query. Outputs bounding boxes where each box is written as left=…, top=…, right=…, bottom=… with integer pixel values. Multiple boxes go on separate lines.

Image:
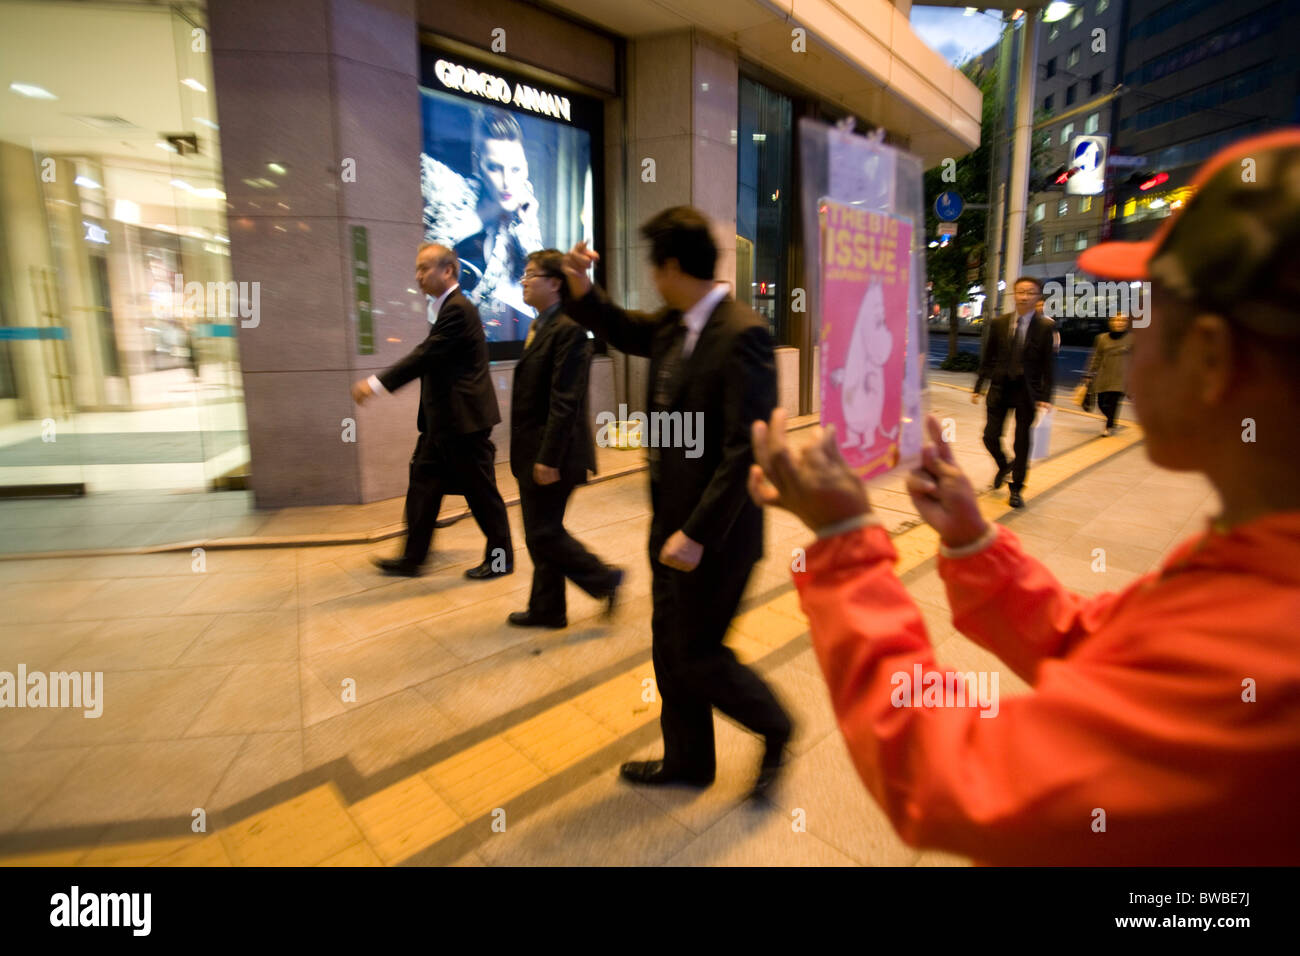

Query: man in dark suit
left=561, top=207, right=793, bottom=799
left=972, top=276, right=1056, bottom=508
left=507, top=249, right=623, bottom=628
left=351, top=242, right=513, bottom=579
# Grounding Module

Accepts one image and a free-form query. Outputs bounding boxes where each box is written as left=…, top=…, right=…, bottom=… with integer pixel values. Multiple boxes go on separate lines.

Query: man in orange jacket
left=748, top=130, right=1300, bottom=865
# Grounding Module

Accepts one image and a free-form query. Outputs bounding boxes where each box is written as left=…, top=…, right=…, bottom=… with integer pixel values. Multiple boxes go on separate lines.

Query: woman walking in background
left=1085, top=313, right=1133, bottom=436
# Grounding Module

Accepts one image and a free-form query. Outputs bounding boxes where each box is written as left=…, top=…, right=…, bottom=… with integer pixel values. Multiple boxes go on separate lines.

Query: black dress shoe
left=373, top=556, right=421, bottom=577
left=599, top=567, right=625, bottom=619
left=750, top=728, right=790, bottom=800
left=1009, top=490, right=1025, bottom=509
left=992, top=463, right=1011, bottom=490
left=465, top=559, right=513, bottom=580
left=619, top=760, right=713, bottom=787
left=507, top=610, right=566, bottom=629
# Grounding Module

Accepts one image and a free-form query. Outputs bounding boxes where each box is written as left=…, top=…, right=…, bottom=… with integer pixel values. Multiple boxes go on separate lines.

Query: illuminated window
left=1034, top=238, right=1044, bottom=256
left=1071, top=9, right=1084, bottom=29
left=1053, top=234, right=1064, bottom=253
left=1060, top=122, right=1074, bottom=144
left=1075, top=230, right=1088, bottom=250
left=1080, top=196, right=1093, bottom=213
left=1123, top=197, right=1136, bottom=218
left=1096, top=0, right=1109, bottom=13
left=1034, top=202, right=1046, bottom=222
left=1058, top=199, right=1069, bottom=217
left=1085, top=112, right=1100, bottom=133
left=1067, top=45, right=1080, bottom=68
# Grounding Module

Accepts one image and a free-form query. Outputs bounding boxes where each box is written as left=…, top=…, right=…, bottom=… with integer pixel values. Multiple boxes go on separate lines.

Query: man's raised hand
left=562, top=241, right=599, bottom=299
left=904, top=414, right=990, bottom=549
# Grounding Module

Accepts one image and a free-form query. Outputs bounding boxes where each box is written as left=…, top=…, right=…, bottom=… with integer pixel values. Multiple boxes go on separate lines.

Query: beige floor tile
left=172, top=570, right=298, bottom=614
left=310, top=575, right=460, bottom=643
left=0, top=579, right=112, bottom=625
left=27, top=665, right=235, bottom=748
left=302, top=688, right=457, bottom=777
left=0, top=620, right=102, bottom=672
left=51, top=616, right=216, bottom=671
left=173, top=610, right=299, bottom=666
left=665, top=801, right=861, bottom=866
left=183, top=662, right=301, bottom=737
left=473, top=774, right=695, bottom=866
left=762, top=733, right=919, bottom=866
left=20, top=736, right=245, bottom=830
left=413, top=643, right=571, bottom=729
left=61, top=575, right=207, bottom=621
left=0, top=748, right=90, bottom=831
left=627, top=716, right=766, bottom=837
left=1052, top=531, right=1166, bottom=576
left=0, top=556, right=95, bottom=584
left=303, top=623, right=461, bottom=706
left=300, top=665, right=348, bottom=726
left=207, top=731, right=305, bottom=811
left=522, top=613, right=650, bottom=682
left=1040, top=551, right=1141, bottom=596
left=765, top=659, right=837, bottom=758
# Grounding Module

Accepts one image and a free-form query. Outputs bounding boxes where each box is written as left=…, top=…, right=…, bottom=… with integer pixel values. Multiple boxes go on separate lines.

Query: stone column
left=210, top=0, right=425, bottom=508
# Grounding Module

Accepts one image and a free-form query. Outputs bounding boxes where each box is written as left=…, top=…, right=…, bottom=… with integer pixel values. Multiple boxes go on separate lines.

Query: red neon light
left=1139, top=172, right=1169, bottom=191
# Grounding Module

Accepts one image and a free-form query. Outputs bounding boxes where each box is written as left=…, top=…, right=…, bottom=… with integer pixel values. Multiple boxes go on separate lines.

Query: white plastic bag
left=1030, top=406, right=1054, bottom=461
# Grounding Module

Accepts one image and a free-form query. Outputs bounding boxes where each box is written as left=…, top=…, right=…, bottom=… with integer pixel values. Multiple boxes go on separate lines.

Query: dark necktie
left=653, top=321, right=688, bottom=410
left=649, top=322, right=687, bottom=482
left=1010, top=314, right=1028, bottom=377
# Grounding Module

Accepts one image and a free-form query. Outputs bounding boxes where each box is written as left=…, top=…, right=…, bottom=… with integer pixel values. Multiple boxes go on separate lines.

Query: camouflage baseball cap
left=1078, top=128, right=1300, bottom=337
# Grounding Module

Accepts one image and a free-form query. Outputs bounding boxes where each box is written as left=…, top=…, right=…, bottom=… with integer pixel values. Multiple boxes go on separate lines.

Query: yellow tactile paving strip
left=0, top=424, right=1142, bottom=867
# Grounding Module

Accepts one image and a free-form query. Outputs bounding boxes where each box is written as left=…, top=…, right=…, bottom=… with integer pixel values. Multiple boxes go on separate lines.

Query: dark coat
left=567, top=285, right=776, bottom=564
left=974, top=309, right=1057, bottom=405
left=509, top=307, right=597, bottom=485
left=377, top=288, right=501, bottom=439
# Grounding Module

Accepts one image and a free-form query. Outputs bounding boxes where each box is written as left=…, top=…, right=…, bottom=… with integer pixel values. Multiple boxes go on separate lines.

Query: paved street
left=0, top=384, right=1219, bottom=866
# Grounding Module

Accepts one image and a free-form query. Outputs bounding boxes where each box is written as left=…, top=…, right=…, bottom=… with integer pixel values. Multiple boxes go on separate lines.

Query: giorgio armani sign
left=433, top=58, right=573, bottom=123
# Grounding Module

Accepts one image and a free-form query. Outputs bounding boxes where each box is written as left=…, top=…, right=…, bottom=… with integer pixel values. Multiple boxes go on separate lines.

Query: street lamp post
left=1001, top=9, right=1041, bottom=299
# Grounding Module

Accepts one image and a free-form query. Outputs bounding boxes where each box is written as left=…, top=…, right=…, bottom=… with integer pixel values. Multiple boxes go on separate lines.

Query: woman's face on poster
left=478, top=138, right=529, bottom=214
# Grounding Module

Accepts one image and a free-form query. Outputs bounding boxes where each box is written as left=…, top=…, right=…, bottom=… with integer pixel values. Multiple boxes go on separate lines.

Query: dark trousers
left=403, top=429, right=511, bottom=566
left=1097, top=391, right=1123, bottom=429
left=518, top=476, right=615, bottom=619
left=649, top=541, right=791, bottom=777
left=983, top=377, right=1037, bottom=490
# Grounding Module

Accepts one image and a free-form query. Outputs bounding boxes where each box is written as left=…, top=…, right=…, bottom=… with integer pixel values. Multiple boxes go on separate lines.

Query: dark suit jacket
left=377, top=289, right=501, bottom=440
left=509, top=307, right=596, bottom=485
left=567, top=285, right=776, bottom=565
left=974, top=309, right=1056, bottom=405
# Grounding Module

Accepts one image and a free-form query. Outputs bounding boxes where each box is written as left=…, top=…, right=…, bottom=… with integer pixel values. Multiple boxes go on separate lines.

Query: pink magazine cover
left=818, top=199, right=912, bottom=481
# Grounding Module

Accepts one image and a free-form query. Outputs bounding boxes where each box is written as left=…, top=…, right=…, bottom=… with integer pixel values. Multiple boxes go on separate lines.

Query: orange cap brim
left=1077, top=239, right=1158, bottom=280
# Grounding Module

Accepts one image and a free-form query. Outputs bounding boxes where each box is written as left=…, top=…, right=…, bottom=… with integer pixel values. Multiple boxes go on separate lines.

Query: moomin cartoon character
left=831, top=281, right=898, bottom=450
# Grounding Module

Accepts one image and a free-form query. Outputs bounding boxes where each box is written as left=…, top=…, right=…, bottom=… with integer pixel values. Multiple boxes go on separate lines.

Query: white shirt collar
left=429, top=283, right=460, bottom=324
left=681, top=283, right=730, bottom=336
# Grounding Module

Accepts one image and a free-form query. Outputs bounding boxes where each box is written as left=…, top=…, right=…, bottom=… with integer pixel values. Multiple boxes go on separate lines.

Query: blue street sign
left=934, top=191, right=963, bottom=221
